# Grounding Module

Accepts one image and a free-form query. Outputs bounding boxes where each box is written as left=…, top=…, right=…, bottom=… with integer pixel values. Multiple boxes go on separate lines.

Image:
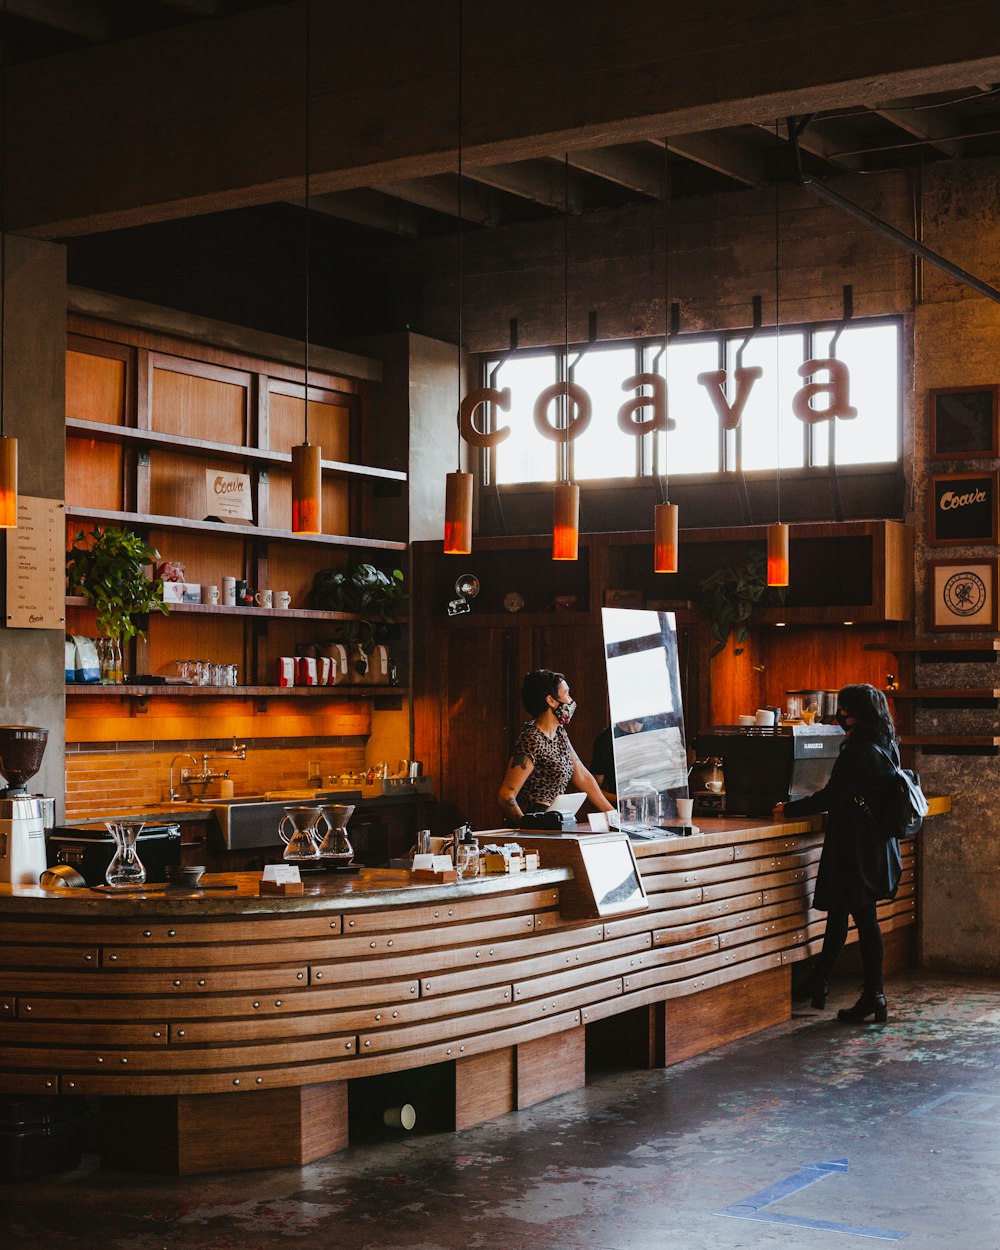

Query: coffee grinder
left=0, top=725, right=51, bottom=885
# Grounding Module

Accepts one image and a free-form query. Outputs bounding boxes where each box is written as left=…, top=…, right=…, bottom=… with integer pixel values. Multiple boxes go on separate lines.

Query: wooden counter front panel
left=0, top=829, right=918, bottom=1098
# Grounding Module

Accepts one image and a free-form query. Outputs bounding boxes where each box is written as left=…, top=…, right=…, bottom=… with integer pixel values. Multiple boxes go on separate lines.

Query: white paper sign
left=6, top=496, right=65, bottom=630
left=205, top=469, right=253, bottom=522
left=262, top=864, right=301, bottom=884
left=412, top=854, right=454, bottom=872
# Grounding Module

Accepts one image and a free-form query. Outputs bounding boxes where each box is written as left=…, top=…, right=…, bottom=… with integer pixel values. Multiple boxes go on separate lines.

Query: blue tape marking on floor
left=909, top=1090, right=1000, bottom=1125
left=715, top=1158, right=909, bottom=1241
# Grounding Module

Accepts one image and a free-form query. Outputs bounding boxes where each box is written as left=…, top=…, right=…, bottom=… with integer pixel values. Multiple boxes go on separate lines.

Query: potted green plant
left=311, top=562, right=406, bottom=665
left=698, top=548, right=786, bottom=657
left=66, top=526, right=168, bottom=682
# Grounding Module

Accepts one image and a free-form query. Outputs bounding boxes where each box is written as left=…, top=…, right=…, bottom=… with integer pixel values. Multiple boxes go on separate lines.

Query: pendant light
left=291, top=0, right=322, bottom=535
left=552, top=153, right=579, bottom=561
left=654, top=138, right=677, bottom=573
left=767, top=120, right=789, bottom=587
left=443, top=0, right=473, bottom=554
left=0, top=0, right=17, bottom=530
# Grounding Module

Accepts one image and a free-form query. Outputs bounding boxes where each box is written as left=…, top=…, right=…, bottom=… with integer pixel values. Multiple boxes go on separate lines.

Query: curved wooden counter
left=0, top=814, right=921, bottom=1173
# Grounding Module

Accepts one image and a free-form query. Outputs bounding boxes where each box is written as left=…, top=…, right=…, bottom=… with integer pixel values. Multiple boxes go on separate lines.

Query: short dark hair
left=838, top=683, right=897, bottom=744
left=521, top=669, right=566, bottom=717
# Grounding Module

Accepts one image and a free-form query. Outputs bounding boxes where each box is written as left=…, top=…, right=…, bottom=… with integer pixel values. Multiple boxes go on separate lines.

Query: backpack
left=866, top=742, right=929, bottom=840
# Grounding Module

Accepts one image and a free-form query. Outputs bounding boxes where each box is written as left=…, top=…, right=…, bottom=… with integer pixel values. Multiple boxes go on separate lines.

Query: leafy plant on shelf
left=698, top=548, right=786, bottom=657
left=311, top=562, right=406, bottom=656
left=65, top=526, right=168, bottom=641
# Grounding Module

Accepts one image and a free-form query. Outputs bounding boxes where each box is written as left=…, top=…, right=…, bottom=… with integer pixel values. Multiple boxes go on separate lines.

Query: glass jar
left=620, top=779, right=657, bottom=827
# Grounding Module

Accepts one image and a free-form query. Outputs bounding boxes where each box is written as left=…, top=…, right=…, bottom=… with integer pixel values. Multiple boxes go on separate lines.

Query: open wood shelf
left=866, top=639, right=1000, bottom=657
left=901, top=735, right=1000, bottom=753
left=66, top=417, right=406, bottom=483
left=66, top=506, right=407, bottom=551
left=888, top=688, right=1000, bottom=701
left=65, top=684, right=405, bottom=698
left=65, top=596, right=406, bottom=625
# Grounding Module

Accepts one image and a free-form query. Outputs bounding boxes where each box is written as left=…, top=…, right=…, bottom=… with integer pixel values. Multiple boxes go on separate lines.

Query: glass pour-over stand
left=105, top=821, right=147, bottom=887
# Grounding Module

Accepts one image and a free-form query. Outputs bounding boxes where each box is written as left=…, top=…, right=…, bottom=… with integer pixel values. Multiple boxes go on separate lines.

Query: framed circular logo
left=929, top=559, right=998, bottom=631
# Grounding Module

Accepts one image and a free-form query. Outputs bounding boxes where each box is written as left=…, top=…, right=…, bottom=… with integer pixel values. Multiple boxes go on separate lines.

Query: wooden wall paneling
left=65, top=342, right=129, bottom=426
left=65, top=435, right=125, bottom=511
left=663, top=965, right=790, bottom=1066
left=149, top=448, right=255, bottom=521
left=149, top=354, right=251, bottom=445
left=100, top=1084, right=348, bottom=1175
left=268, top=385, right=351, bottom=538
left=146, top=612, right=248, bottom=679
left=530, top=620, right=607, bottom=783
left=148, top=530, right=247, bottom=590
left=516, top=1024, right=586, bottom=1108
left=454, top=1046, right=516, bottom=1130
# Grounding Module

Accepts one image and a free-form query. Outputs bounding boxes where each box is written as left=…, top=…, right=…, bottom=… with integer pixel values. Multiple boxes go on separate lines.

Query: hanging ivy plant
left=698, top=549, right=786, bottom=657
left=66, top=526, right=168, bottom=641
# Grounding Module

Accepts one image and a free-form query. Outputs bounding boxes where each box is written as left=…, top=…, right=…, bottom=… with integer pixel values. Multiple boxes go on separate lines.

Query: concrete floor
left=4, top=971, right=999, bottom=1250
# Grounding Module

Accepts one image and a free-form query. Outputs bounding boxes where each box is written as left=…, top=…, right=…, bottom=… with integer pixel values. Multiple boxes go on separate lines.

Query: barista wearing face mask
left=498, top=669, right=616, bottom=826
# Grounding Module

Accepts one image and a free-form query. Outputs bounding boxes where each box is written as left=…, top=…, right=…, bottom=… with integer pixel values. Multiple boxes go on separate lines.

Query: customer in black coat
left=774, top=683, right=902, bottom=1023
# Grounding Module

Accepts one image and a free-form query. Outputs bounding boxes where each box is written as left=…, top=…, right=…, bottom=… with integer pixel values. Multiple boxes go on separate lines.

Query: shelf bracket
left=254, top=697, right=269, bottom=714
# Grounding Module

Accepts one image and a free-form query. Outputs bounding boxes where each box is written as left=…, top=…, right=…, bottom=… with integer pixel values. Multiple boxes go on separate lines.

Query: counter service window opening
left=482, top=315, right=901, bottom=486
left=602, top=608, right=688, bottom=826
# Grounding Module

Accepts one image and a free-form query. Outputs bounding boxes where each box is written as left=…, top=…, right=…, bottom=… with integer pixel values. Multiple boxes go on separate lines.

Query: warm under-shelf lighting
left=767, top=522, right=789, bottom=587
left=444, top=470, right=473, bottom=555
left=654, top=502, right=678, bottom=574
left=291, top=441, right=322, bottom=534
left=0, top=436, right=16, bottom=528
left=553, top=482, right=580, bottom=561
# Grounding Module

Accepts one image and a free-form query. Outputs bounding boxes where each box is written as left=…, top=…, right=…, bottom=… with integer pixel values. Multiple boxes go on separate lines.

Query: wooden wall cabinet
left=65, top=317, right=407, bottom=700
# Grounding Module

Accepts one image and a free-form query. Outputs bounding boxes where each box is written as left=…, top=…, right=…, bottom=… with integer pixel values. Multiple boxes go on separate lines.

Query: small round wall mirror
left=455, top=574, right=480, bottom=600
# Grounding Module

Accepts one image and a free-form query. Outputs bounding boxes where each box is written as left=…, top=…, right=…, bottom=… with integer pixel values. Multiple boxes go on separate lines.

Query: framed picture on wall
left=928, top=385, right=999, bottom=460
left=927, top=471, right=999, bottom=546
left=927, top=558, right=999, bottom=631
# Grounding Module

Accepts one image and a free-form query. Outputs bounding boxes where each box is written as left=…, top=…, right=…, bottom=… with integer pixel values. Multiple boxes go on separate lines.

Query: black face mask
left=835, top=711, right=852, bottom=730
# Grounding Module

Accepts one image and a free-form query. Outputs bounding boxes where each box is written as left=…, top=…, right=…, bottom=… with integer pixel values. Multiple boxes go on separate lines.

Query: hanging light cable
left=552, top=152, right=579, bottom=561
left=444, top=0, right=473, bottom=554
left=767, top=120, right=789, bottom=587
left=291, top=0, right=322, bottom=534
left=654, top=138, right=677, bottom=573
left=0, top=0, right=18, bottom=530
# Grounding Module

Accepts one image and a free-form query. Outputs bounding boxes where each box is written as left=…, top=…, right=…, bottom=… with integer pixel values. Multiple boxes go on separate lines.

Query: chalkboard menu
left=5, top=496, right=66, bottom=630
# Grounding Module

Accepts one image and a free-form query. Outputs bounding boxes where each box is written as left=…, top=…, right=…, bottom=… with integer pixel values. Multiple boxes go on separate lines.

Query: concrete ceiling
left=6, top=0, right=1000, bottom=242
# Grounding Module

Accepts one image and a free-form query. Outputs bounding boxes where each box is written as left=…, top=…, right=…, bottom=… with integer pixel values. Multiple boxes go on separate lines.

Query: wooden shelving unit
left=65, top=684, right=404, bottom=698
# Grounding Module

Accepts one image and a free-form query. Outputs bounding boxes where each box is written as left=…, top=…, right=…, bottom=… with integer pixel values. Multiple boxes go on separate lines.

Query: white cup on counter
left=222, top=576, right=237, bottom=607
left=755, top=708, right=776, bottom=727
left=274, top=590, right=292, bottom=610
left=255, top=589, right=273, bottom=608
left=737, top=714, right=755, bottom=727
left=676, top=797, right=694, bottom=823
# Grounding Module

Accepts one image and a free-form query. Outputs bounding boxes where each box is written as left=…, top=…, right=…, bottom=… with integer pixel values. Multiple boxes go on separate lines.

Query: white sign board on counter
left=204, top=469, right=253, bottom=522
left=5, top=495, right=66, bottom=630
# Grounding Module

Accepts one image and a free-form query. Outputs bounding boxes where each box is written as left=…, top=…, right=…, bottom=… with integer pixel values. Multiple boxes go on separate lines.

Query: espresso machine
left=0, top=725, right=51, bottom=885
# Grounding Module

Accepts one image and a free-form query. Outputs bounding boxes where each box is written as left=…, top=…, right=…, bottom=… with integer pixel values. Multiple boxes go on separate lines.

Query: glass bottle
left=105, top=822, right=147, bottom=887
left=455, top=829, right=480, bottom=879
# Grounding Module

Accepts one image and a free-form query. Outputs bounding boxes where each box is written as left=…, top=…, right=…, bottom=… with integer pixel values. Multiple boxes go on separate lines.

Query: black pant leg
left=852, top=901, right=884, bottom=991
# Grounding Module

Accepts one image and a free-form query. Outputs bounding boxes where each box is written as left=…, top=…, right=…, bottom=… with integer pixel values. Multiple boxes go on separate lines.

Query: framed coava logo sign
left=205, top=469, right=253, bottom=522
left=928, top=557, right=999, bottom=631
left=927, top=471, right=999, bottom=546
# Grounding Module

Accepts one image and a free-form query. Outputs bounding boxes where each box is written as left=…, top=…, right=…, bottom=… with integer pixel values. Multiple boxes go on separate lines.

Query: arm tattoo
left=511, top=748, right=529, bottom=770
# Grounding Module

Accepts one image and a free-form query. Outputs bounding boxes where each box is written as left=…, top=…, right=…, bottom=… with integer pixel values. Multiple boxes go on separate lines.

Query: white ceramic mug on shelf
left=274, top=590, right=292, bottom=610
left=203, top=584, right=219, bottom=605
left=255, top=589, right=273, bottom=608
left=222, top=576, right=237, bottom=607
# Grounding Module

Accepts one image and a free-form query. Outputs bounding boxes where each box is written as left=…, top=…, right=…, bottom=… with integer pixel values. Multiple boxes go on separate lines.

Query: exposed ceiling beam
left=465, top=160, right=582, bottom=213
left=872, top=102, right=964, bottom=157
left=663, top=132, right=766, bottom=187
left=157, top=0, right=226, bottom=14
left=8, top=0, right=112, bottom=40
left=374, top=175, right=499, bottom=226
left=296, top=190, right=421, bottom=238
left=567, top=143, right=664, bottom=199
left=770, top=118, right=867, bottom=172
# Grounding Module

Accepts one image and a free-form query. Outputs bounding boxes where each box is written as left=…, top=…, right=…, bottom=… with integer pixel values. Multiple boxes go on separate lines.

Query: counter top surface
left=61, top=790, right=431, bottom=827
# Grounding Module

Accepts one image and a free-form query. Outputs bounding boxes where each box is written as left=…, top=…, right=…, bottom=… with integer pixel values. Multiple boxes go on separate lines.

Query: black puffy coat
left=783, top=732, right=903, bottom=913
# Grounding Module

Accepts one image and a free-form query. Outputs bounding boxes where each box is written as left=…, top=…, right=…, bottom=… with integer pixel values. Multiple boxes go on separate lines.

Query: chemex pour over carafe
left=105, top=821, right=147, bottom=888
left=316, top=804, right=355, bottom=864
left=278, top=805, right=323, bottom=861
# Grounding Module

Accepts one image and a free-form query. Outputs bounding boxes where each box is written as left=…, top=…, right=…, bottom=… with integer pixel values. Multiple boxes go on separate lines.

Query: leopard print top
left=512, top=720, right=574, bottom=810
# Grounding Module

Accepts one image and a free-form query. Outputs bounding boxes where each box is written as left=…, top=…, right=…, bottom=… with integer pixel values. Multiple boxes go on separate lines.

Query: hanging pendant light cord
left=1, top=0, right=7, bottom=443
left=774, top=120, right=781, bottom=525
left=662, top=137, right=671, bottom=504
left=302, top=0, right=310, bottom=447
left=456, top=0, right=463, bottom=469
left=563, top=151, right=570, bottom=485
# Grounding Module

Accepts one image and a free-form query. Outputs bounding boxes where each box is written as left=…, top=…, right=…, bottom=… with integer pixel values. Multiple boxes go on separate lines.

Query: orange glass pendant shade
left=291, top=442, right=322, bottom=534
left=444, top=470, right=474, bottom=554
left=767, top=522, right=789, bottom=587
left=654, top=502, right=678, bottom=573
left=0, top=436, right=17, bottom=528
left=553, top=482, right=580, bottom=561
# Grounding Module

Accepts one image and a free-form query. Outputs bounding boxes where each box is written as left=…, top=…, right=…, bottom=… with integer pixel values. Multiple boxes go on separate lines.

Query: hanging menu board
left=5, top=496, right=66, bottom=630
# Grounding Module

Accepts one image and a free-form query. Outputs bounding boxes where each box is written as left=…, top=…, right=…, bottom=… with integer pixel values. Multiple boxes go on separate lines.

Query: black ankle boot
left=837, top=988, right=888, bottom=1023
left=791, top=970, right=828, bottom=1009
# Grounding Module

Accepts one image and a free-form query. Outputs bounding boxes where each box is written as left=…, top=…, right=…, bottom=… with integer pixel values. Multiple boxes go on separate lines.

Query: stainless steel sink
left=198, top=790, right=362, bottom=849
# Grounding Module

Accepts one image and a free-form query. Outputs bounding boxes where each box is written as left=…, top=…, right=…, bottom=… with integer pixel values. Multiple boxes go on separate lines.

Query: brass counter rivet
left=296, top=972, right=304, bottom=980
left=423, top=982, right=430, bottom=990
left=375, top=1013, right=381, bottom=1021
left=447, top=910, right=453, bottom=917
left=153, top=1031, right=162, bottom=1038
left=67, top=1082, right=75, bottom=1089
left=143, top=930, right=151, bottom=938
left=45, top=1080, right=53, bottom=1088
left=167, top=930, right=176, bottom=937
left=255, top=1077, right=263, bottom=1085
left=459, top=1045, right=465, bottom=1052
left=275, top=1000, right=282, bottom=1007
left=446, top=1048, right=453, bottom=1055
left=84, top=954, right=93, bottom=962
left=97, top=1057, right=104, bottom=1063
left=488, top=948, right=494, bottom=955
left=434, top=911, right=440, bottom=919
left=315, top=972, right=323, bottom=980
left=252, top=1001, right=260, bottom=1009
left=177, top=1030, right=186, bottom=1038
left=108, top=954, right=117, bottom=962
left=173, top=980, right=181, bottom=987
left=387, top=939, right=393, bottom=947
left=364, top=1040, right=371, bottom=1047
left=391, top=1011, right=398, bottom=1019
left=345, top=1042, right=352, bottom=1050
left=197, top=979, right=206, bottom=987
left=23, top=1005, right=32, bottom=1013
left=410, top=986, right=417, bottom=994
left=348, top=919, right=355, bottom=928
left=120, top=1058, right=128, bottom=1064
left=369, top=941, right=376, bottom=949
left=233, top=1078, right=240, bottom=1086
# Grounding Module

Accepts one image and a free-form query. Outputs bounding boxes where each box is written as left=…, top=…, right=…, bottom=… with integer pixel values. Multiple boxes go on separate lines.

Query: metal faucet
left=168, top=741, right=248, bottom=801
